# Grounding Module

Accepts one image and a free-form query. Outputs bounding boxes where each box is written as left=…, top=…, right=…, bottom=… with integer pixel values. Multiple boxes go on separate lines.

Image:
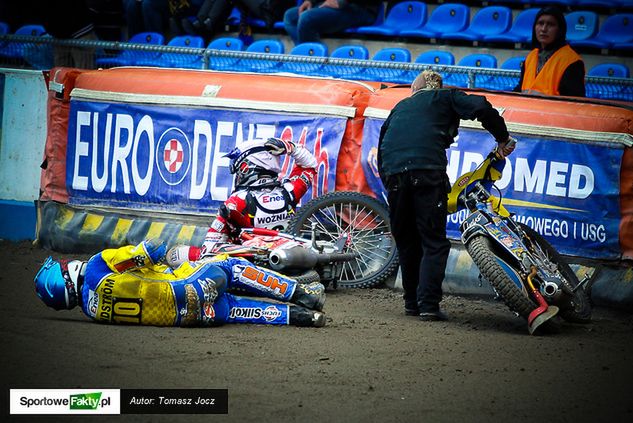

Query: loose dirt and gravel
left=1, top=240, right=632, bottom=423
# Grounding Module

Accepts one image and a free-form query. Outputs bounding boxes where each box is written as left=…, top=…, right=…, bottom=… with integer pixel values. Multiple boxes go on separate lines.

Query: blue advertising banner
left=66, top=100, right=346, bottom=213
left=362, top=116, right=623, bottom=259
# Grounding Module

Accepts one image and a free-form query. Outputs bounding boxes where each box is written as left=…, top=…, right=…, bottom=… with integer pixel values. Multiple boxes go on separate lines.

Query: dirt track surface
left=1, top=240, right=632, bottom=423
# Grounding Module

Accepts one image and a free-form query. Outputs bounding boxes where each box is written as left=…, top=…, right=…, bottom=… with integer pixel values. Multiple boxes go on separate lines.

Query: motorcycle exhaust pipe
left=540, top=281, right=562, bottom=301
left=269, top=247, right=358, bottom=271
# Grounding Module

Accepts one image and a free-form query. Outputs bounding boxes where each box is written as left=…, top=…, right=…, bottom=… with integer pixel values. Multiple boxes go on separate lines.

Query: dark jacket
left=378, top=88, right=509, bottom=178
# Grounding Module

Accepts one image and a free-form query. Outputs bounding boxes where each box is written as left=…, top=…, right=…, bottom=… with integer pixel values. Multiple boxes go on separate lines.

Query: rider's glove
left=265, top=137, right=295, bottom=156
left=166, top=245, right=193, bottom=268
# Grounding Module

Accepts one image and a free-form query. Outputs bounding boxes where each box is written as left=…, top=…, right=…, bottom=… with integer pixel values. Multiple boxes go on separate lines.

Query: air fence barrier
left=1, top=35, right=632, bottom=310
left=1, top=34, right=632, bottom=101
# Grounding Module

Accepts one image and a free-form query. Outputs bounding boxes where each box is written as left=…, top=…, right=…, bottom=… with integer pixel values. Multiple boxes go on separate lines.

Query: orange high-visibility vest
left=521, top=45, right=582, bottom=96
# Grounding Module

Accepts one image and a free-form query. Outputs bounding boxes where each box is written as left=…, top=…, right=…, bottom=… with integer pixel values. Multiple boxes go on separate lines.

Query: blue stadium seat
left=0, top=22, right=8, bottom=36
left=416, top=50, right=456, bottom=67
left=484, top=8, right=538, bottom=45
left=478, top=56, right=524, bottom=92
left=95, top=32, right=165, bottom=67
left=586, top=63, right=631, bottom=100
left=226, top=8, right=241, bottom=26
left=565, top=11, right=599, bottom=47
left=344, top=2, right=386, bottom=34
left=230, top=39, right=284, bottom=73
left=350, top=47, right=411, bottom=83
left=572, top=13, right=633, bottom=49
left=443, top=6, right=512, bottom=43
left=444, top=53, right=497, bottom=88
left=579, top=1, right=620, bottom=7
left=0, top=24, right=47, bottom=60
left=135, top=35, right=204, bottom=68
left=316, top=44, right=369, bottom=78
left=530, top=0, right=575, bottom=6
left=486, top=0, right=532, bottom=4
left=400, top=50, right=456, bottom=84
left=588, top=63, right=630, bottom=78
left=400, top=3, right=469, bottom=39
left=207, top=37, right=244, bottom=71
left=355, top=1, right=427, bottom=36
left=613, top=41, right=633, bottom=50
left=277, top=42, right=328, bottom=76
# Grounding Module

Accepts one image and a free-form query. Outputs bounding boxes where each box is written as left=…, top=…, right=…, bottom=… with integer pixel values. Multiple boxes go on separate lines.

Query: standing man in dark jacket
left=378, top=70, right=515, bottom=321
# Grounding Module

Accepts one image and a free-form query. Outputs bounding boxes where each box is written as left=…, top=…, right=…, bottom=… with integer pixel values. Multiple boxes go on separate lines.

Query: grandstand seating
left=530, top=0, right=576, bottom=6
left=350, top=47, right=411, bottom=83
left=483, top=8, right=538, bottom=45
left=478, top=56, right=524, bottom=91
left=355, top=1, right=427, bottom=36
left=589, top=62, right=631, bottom=78
left=442, top=6, right=512, bottom=43
left=572, top=13, right=633, bottom=49
left=0, top=24, right=47, bottom=60
left=95, top=32, right=165, bottom=67
left=277, top=42, right=328, bottom=75
left=398, top=49, right=456, bottom=84
left=229, top=39, right=284, bottom=73
left=207, top=37, right=244, bottom=71
left=444, top=53, right=497, bottom=88
left=135, top=35, right=204, bottom=68
left=400, top=3, right=469, bottom=39
left=315, top=44, right=369, bottom=78
left=565, top=11, right=599, bottom=46
left=586, top=63, right=631, bottom=100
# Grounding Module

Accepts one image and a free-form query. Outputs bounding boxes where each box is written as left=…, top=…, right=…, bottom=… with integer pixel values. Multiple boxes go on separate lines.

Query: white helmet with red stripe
left=226, top=140, right=281, bottom=187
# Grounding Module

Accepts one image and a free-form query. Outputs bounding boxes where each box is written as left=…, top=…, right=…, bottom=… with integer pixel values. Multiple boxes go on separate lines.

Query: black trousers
left=385, top=170, right=451, bottom=313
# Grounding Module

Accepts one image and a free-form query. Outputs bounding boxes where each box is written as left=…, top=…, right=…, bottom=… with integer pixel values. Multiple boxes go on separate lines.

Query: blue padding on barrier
left=0, top=200, right=35, bottom=241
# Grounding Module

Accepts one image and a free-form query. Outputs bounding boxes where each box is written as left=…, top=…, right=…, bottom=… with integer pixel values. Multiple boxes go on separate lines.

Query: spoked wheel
left=287, top=191, right=399, bottom=289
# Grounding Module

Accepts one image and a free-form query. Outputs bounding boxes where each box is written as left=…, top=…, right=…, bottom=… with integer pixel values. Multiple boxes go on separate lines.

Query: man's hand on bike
left=496, top=136, right=517, bottom=158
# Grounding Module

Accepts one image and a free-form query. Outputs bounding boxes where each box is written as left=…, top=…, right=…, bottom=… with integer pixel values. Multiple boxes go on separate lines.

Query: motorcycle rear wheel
left=287, top=191, right=398, bottom=289
left=518, top=223, right=592, bottom=323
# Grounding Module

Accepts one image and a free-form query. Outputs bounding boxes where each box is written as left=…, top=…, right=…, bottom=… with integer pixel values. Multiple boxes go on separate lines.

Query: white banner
left=10, top=389, right=121, bottom=414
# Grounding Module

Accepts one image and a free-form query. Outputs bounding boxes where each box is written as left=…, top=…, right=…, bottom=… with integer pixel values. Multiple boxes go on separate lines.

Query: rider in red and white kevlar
left=167, top=137, right=317, bottom=267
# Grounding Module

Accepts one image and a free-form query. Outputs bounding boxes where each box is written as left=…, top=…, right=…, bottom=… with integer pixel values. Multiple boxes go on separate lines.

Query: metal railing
left=1, top=35, right=631, bottom=101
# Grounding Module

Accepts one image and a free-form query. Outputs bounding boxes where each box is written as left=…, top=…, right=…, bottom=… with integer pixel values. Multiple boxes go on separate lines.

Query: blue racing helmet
left=34, top=257, right=82, bottom=310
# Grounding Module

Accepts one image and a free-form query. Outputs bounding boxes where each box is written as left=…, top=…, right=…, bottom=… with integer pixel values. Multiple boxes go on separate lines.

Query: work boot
left=291, top=282, right=326, bottom=311
left=290, top=305, right=326, bottom=327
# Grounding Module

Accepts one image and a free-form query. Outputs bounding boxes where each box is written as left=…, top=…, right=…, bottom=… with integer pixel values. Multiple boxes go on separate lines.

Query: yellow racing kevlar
left=94, top=244, right=201, bottom=326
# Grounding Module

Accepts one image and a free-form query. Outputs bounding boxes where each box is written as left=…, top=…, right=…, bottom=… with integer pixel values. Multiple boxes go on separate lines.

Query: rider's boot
left=291, top=282, right=326, bottom=311
left=289, top=305, right=326, bottom=327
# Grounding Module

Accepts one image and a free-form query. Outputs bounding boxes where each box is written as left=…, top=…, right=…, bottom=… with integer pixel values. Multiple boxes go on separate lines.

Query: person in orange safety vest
left=514, top=6, right=585, bottom=97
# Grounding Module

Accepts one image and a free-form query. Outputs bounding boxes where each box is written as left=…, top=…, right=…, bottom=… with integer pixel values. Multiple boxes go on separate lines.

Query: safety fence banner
left=66, top=99, right=346, bottom=214
left=361, top=116, right=623, bottom=260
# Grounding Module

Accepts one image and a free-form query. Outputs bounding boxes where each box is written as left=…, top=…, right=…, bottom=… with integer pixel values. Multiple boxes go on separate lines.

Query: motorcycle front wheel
left=466, top=235, right=537, bottom=319
left=287, top=191, right=399, bottom=289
